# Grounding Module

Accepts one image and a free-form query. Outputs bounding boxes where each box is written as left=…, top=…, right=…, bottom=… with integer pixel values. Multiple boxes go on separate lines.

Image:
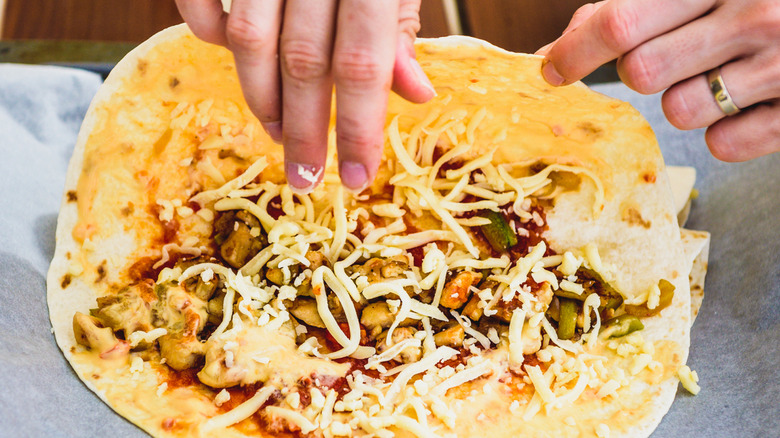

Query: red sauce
left=508, top=205, right=553, bottom=259
left=267, top=195, right=283, bottom=220
left=408, top=245, right=425, bottom=267
left=436, top=347, right=472, bottom=369
left=161, top=218, right=180, bottom=243
left=126, top=252, right=198, bottom=284
left=165, top=368, right=201, bottom=389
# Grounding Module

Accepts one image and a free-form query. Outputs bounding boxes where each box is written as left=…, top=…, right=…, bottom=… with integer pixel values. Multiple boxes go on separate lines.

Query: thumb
left=536, top=1, right=607, bottom=56
left=392, top=0, right=436, bottom=103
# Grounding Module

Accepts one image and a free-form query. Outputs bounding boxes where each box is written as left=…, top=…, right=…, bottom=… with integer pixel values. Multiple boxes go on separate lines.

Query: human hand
left=175, top=0, right=436, bottom=192
left=537, top=0, right=780, bottom=161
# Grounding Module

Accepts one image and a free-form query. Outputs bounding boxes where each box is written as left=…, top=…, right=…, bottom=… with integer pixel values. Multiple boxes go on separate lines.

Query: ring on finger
left=707, top=67, right=741, bottom=116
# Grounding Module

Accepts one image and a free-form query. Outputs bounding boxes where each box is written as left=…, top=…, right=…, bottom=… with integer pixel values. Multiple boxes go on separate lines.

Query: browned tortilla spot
left=60, top=274, right=72, bottom=289
left=623, top=207, right=651, bottom=228
left=95, top=261, right=107, bottom=283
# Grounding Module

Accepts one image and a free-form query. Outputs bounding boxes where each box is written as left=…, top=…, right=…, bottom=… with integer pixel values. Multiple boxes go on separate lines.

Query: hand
left=537, top=0, right=780, bottom=162
left=175, top=0, right=436, bottom=192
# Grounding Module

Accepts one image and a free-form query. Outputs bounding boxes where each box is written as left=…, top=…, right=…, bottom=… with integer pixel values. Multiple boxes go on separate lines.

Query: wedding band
left=707, top=67, right=741, bottom=116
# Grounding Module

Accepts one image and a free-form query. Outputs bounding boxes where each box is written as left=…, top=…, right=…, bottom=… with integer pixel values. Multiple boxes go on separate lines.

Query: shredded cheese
left=201, top=386, right=276, bottom=434
left=191, top=157, right=268, bottom=205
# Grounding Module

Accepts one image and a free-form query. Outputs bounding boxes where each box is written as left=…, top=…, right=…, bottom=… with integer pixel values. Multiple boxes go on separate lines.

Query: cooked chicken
left=433, top=324, right=465, bottom=347
left=72, top=312, right=129, bottom=359
left=346, top=256, right=409, bottom=284
left=440, top=271, right=482, bottom=309
left=158, top=332, right=205, bottom=370
left=152, top=283, right=209, bottom=369
left=213, top=210, right=267, bottom=269
left=377, top=327, right=421, bottom=363
left=94, top=286, right=154, bottom=336
left=288, top=297, right=326, bottom=329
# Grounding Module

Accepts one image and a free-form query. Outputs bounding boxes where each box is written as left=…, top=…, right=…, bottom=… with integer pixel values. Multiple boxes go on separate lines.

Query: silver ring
left=707, top=67, right=741, bottom=116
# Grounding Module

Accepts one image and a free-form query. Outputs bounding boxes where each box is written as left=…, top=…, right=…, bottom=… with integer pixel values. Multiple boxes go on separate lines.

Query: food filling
left=72, top=108, right=677, bottom=437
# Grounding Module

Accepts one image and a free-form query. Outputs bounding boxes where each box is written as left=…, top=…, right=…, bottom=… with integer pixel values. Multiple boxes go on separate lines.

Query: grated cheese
left=677, top=365, right=701, bottom=395
left=191, top=157, right=267, bottom=205
left=201, top=386, right=276, bottom=434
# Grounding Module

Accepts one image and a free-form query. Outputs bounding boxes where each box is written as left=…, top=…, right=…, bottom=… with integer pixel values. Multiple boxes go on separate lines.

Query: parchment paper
left=0, top=64, right=777, bottom=437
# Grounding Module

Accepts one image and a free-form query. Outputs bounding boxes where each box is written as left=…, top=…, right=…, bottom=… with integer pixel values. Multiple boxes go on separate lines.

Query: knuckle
left=619, top=50, right=661, bottom=94
left=744, top=1, right=780, bottom=40
left=333, top=48, right=386, bottom=86
left=225, top=16, right=271, bottom=53
left=281, top=40, right=330, bottom=82
left=599, top=5, right=638, bottom=53
left=398, top=0, right=422, bottom=36
left=336, top=116, right=382, bottom=149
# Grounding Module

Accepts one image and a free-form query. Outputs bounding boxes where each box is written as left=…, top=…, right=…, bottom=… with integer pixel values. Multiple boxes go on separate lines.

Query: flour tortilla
left=48, top=24, right=696, bottom=437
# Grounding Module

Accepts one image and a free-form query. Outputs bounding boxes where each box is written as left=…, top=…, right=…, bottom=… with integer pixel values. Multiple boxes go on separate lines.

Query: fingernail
left=285, top=162, right=322, bottom=194
left=339, top=161, right=368, bottom=192
left=410, top=58, right=437, bottom=97
left=262, top=121, right=283, bottom=144
left=542, top=59, right=565, bottom=86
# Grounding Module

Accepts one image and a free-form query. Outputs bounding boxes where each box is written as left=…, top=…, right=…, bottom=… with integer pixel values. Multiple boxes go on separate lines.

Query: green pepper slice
left=603, top=314, right=644, bottom=338
left=557, top=298, right=578, bottom=340
left=552, top=289, right=623, bottom=310
left=625, top=279, right=675, bottom=317
left=479, top=210, right=518, bottom=252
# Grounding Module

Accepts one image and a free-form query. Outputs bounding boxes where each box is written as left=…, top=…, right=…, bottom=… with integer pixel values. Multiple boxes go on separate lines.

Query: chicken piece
left=94, top=286, right=154, bottom=336
left=360, top=302, right=418, bottom=338
left=73, top=312, right=130, bottom=359
left=494, top=283, right=553, bottom=323
left=433, top=324, right=465, bottom=348
left=305, top=250, right=327, bottom=270
left=288, top=297, right=326, bottom=329
left=360, top=302, right=395, bottom=337
left=461, top=294, right=484, bottom=322
left=347, top=256, right=409, bottom=284
left=377, top=327, right=421, bottom=363
left=178, top=257, right=222, bottom=301
left=265, top=267, right=286, bottom=286
left=158, top=332, right=205, bottom=370
left=440, top=271, right=482, bottom=309
left=207, top=293, right=225, bottom=325
left=213, top=210, right=267, bottom=269
left=153, top=283, right=209, bottom=369
left=194, top=277, right=219, bottom=301
left=153, top=283, right=208, bottom=334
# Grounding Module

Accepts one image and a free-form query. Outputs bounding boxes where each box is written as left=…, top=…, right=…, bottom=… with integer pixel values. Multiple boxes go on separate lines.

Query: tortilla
left=48, top=24, right=704, bottom=438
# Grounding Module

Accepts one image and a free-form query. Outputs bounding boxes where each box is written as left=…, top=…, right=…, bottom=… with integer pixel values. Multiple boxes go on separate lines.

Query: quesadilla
left=48, top=24, right=708, bottom=437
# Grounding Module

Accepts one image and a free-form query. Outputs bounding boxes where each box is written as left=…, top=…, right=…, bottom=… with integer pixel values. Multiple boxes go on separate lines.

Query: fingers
left=662, top=48, right=780, bottom=130
left=542, top=0, right=716, bottom=85
left=615, top=5, right=746, bottom=95
left=391, top=0, right=436, bottom=103
left=225, top=0, right=285, bottom=141
left=175, top=0, right=228, bottom=46
left=177, top=0, right=428, bottom=191
left=705, top=100, right=780, bottom=161
left=536, top=1, right=607, bottom=56
left=279, top=0, right=338, bottom=192
left=332, top=0, right=400, bottom=191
